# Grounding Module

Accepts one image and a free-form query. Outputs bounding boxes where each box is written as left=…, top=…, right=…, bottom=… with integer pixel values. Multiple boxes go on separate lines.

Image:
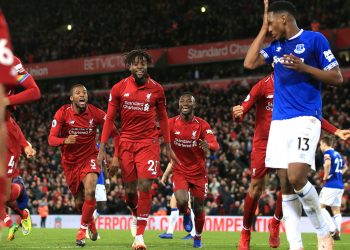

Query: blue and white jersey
left=323, top=148, right=344, bottom=189
left=260, top=29, right=339, bottom=121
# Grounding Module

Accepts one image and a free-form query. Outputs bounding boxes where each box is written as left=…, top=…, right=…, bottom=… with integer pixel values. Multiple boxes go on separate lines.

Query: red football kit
left=49, top=104, right=112, bottom=195
left=101, top=75, right=170, bottom=182
left=169, top=115, right=219, bottom=200
left=236, top=74, right=338, bottom=179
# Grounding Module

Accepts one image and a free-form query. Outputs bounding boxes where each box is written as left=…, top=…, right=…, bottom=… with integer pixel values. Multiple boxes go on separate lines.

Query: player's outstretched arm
left=321, top=118, right=350, bottom=140
left=244, top=0, right=269, bottom=69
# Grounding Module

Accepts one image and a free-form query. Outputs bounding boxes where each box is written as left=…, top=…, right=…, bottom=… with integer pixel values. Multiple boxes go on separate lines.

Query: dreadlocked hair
left=124, top=49, right=152, bottom=66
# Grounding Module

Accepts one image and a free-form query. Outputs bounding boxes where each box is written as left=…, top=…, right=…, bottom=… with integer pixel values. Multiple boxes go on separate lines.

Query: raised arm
left=244, top=0, right=269, bottom=69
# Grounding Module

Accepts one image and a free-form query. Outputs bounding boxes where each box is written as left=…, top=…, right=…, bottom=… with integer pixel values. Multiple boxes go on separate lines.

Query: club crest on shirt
left=294, top=44, right=305, bottom=54
left=276, top=46, right=282, bottom=52
left=146, top=93, right=152, bottom=102
left=89, top=118, right=94, bottom=127
left=192, top=130, right=197, bottom=139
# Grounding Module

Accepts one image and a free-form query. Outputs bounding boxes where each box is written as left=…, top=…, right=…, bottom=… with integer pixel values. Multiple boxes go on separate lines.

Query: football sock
left=93, top=209, right=99, bottom=221
left=166, top=208, right=179, bottom=234
left=295, top=181, right=329, bottom=237
left=136, top=191, right=152, bottom=236
left=242, top=193, right=258, bottom=230
left=194, top=210, right=205, bottom=235
left=80, top=199, right=96, bottom=228
left=274, top=191, right=283, bottom=220
left=190, top=208, right=196, bottom=236
left=334, top=214, right=342, bottom=234
left=282, top=194, right=303, bottom=250
left=321, top=208, right=336, bottom=232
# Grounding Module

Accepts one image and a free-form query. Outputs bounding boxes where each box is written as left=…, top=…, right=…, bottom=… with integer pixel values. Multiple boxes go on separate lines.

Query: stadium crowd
left=11, top=77, right=350, bottom=218
left=2, top=0, right=350, bottom=63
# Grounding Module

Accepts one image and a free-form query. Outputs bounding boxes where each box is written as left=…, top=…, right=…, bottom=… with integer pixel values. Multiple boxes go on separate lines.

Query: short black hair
left=320, top=135, right=334, bottom=147
left=268, top=1, right=297, bottom=18
left=124, top=49, right=152, bottom=66
left=70, top=83, right=86, bottom=95
left=180, top=92, right=195, bottom=100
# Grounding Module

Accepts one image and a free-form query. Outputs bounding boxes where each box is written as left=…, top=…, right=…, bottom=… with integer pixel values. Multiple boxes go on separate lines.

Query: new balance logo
left=69, top=120, right=75, bottom=125
left=174, top=131, right=180, bottom=135
left=123, top=93, right=130, bottom=97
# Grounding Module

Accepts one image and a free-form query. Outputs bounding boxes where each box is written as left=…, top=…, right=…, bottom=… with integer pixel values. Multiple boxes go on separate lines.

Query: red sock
left=273, top=191, right=283, bottom=221
left=7, top=201, right=28, bottom=219
left=0, top=176, right=6, bottom=221
left=194, top=210, right=205, bottom=235
left=136, top=191, right=152, bottom=236
left=125, top=192, right=138, bottom=216
left=9, top=183, right=22, bottom=202
left=80, top=199, right=96, bottom=229
left=242, top=193, right=258, bottom=230
left=4, top=214, right=13, bottom=227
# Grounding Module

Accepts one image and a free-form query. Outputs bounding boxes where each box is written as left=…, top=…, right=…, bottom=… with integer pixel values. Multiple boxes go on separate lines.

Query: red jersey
left=0, top=10, right=17, bottom=85
left=169, top=115, right=219, bottom=177
left=241, top=75, right=274, bottom=151
left=48, top=104, right=107, bottom=164
left=101, top=75, right=170, bottom=144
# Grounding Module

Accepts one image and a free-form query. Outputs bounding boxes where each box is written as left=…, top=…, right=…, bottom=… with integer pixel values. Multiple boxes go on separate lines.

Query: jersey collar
left=129, top=75, right=151, bottom=89
left=288, top=29, right=304, bottom=40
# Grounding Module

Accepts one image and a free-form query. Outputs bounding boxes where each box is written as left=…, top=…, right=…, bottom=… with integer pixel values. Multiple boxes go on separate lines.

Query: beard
left=133, top=72, right=147, bottom=86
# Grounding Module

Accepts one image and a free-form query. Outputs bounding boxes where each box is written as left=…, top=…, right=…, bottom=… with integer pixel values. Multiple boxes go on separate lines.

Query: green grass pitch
left=1, top=228, right=350, bottom=249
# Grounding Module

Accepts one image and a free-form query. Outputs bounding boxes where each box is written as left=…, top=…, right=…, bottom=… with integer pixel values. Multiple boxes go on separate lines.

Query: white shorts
left=95, top=184, right=107, bottom=202
left=265, top=116, right=321, bottom=170
left=319, top=187, right=344, bottom=207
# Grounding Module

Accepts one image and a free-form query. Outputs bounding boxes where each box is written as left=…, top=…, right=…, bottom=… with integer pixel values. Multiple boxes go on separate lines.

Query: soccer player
left=159, top=162, right=196, bottom=240
left=233, top=73, right=350, bottom=250
left=167, top=93, right=219, bottom=248
left=48, top=84, right=118, bottom=247
left=244, top=0, right=343, bottom=249
left=319, top=136, right=348, bottom=240
left=98, top=49, right=178, bottom=250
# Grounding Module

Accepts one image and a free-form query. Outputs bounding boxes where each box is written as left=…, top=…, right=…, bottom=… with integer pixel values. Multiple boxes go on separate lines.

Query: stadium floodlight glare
left=201, top=6, right=206, bottom=13
left=67, top=24, right=72, bottom=31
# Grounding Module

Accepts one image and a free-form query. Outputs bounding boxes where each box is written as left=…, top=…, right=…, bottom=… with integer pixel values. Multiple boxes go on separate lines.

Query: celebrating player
left=244, top=0, right=343, bottom=249
left=48, top=84, right=118, bottom=247
left=319, top=136, right=348, bottom=240
left=167, top=93, right=219, bottom=248
left=233, top=73, right=349, bottom=250
left=159, top=162, right=196, bottom=240
left=98, top=49, right=178, bottom=250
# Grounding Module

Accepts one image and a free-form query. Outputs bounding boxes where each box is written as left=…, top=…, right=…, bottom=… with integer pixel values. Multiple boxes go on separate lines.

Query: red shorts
left=6, top=119, right=22, bottom=178
left=62, top=154, right=100, bottom=196
left=172, top=171, right=208, bottom=200
left=250, top=150, right=268, bottom=179
left=118, top=141, right=161, bottom=183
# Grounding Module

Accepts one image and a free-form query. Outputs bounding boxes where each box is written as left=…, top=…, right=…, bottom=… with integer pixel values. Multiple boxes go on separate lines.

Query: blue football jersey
left=260, top=29, right=339, bottom=121
left=323, top=148, right=344, bottom=189
left=97, top=170, right=105, bottom=185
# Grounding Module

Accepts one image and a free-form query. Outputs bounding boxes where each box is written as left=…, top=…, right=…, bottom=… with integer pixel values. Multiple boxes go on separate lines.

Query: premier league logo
left=294, top=44, right=305, bottom=54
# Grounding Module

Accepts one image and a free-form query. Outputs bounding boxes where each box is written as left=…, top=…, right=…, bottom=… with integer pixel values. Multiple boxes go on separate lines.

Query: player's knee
left=138, top=179, right=152, bottom=192
left=250, top=184, right=263, bottom=198
left=176, top=197, right=188, bottom=210
left=85, top=188, right=96, bottom=199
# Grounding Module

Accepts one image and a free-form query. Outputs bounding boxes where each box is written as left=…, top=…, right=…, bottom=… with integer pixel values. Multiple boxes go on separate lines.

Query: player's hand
left=24, top=143, right=36, bottom=158
left=199, top=139, right=209, bottom=153
left=160, top=174, right=168, bottom=186
left=105, top=179, right=111, bottom=193
left=64, top=134, right=78, bottom=144
left=335, top=129, right=350, bottom=140
left=281, top=54, right=306, bottom=72
left=232, top=105, right=244, bottom=119
left=165, top=143, right=180, bottom=165
left=109, top=156, right=120, bottom=177
left=262, top=0, right=269, bottom=31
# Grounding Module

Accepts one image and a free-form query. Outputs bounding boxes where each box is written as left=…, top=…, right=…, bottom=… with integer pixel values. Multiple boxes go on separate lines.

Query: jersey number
left=0, top=39, right=14, bottom=66
left=297, top=137, right=309, bottom=151
left=7, top=155, right=15, bottom=174
left=90, top=159, right=97, bottom=170
left=334, top=158, right=343, bottom=173
left=147, top=160, right=158, bottom=175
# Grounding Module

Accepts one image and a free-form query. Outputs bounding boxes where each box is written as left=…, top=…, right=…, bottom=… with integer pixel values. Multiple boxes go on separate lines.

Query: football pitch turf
left=1, top=228, right=350, bottom=249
